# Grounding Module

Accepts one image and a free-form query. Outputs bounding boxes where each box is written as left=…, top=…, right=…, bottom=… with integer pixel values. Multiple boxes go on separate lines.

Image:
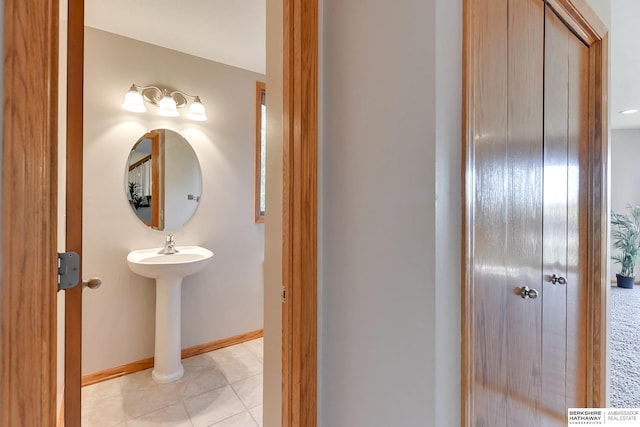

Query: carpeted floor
left=609, top=284, right=640, bottom=408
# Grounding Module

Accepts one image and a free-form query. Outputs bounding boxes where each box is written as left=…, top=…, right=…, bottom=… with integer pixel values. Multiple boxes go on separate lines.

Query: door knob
left=82, top=277, right=102, bottom=290
left=519, top=286, right=538, bottom=299
left=550, top=274, right=567, bottom=285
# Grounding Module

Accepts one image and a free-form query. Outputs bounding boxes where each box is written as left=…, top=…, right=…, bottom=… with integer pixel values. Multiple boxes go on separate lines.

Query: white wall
left=320, top=0, right=461, bottom=425
left=433, top=0, right=464, bottom=421
left=586, top=0, right=611, bottom=29
left=610, top=128, right=640, bottom=279
left=82, top=28, right=265, bottom=374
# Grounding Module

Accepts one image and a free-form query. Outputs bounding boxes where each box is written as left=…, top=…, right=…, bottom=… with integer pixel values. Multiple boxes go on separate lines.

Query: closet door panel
left=471, top=0, right=509, bottom=423
left=565, top=29, right=589, bottom=409
left=542, top=8, right=570, bottom=421
left=504, top=0, right=544, bottom=424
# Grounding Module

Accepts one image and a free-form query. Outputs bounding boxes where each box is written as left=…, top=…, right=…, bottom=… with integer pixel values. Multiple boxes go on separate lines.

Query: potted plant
left=128, top=181, right=143, bottom=209
left=611, top=205, right=640, bottom=288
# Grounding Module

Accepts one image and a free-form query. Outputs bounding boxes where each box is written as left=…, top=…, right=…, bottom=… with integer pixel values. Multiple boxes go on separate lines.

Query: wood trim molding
left=82, top=357, right=155, bottom=387
left=1, top=0, right=59, bottom=426
left=128, top=154, right=152, bottom=170
left=282, top=0, right=318, bottom=425
left=586, top=32, right=608, bottom=408
left=545, top=0, right=608, bottom=44
left=81, top=329, right=264, bottom=386
left=150, top=131, right=162, bottom=229
left=64, top=0, right=84, bottom=426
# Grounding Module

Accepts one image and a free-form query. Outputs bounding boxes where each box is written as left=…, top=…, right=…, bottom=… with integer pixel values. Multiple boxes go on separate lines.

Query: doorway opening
left=608, top=138, right=640, bottom=407
left=0, top=0, right=318, bottom=426
left=606, top=0, right=640, bottom=409
left=68, top=0, right=271, bottom=425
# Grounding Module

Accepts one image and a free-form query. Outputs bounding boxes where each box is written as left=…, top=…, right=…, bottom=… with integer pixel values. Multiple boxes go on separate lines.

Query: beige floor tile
left=182, top=353, right=218, bottom=370
left=243, top=338, right=264, bottom=362
left=82, top=377, right=122, bottom=407
left=208, top=349, right=263, bottom=384
left=176, top=365, right=228, bottom=398
left=210, top=411, right=259, bottom=427
left=120, top=368, right=157, bottom=391
left=208, top=344, right=252, bottom=362
left=82, top=339, right=264, bottom=426
left=184, top=385, right=246, bottom=427
left=249, top=405, right=263, bottom=427
left=231, top=374, right=263, bottom=409
left=122, top=380, right=182, bottom=419
left=126, top=402, right=193, bottom=427
left=81, top=394, right=126, bottom=427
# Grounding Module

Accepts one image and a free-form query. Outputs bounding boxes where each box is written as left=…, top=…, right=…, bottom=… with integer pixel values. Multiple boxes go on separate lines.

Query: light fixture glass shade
left=188, top=97, right=207, bottom=121
left=122, top=86, right=146, bottom=113
left=157, top=95, right=179, bottom=117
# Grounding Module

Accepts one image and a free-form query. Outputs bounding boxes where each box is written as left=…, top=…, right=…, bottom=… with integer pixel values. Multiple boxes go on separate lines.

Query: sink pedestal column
left=126, top=246, right=213, bottom=383
left=152, top=277, right=184, bottom=383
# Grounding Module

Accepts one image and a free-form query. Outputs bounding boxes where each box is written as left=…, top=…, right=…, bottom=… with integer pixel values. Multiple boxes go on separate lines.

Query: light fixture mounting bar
left=122, top=83, right=207, bottom=121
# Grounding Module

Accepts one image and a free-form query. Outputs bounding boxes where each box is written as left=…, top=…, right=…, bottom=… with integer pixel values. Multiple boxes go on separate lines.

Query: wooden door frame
left=0, top=0, right=319, bottom=426
left=282, top=0, right=318, bottom=425
left=462, top=0, right=608, bottom=424
left=64, top=0, right=84, bottom=425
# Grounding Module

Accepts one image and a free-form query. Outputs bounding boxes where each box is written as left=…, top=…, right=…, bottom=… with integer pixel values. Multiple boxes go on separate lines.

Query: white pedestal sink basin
left=127, top=246, right=213, bottom=383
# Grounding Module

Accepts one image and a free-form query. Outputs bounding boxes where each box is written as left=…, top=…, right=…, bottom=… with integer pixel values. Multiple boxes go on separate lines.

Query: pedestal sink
left=127, top=246, right=213, bottom=383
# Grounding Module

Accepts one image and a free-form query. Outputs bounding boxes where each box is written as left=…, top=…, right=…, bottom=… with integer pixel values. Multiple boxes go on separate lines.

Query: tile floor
left=82, top=338, right=264, bottom=427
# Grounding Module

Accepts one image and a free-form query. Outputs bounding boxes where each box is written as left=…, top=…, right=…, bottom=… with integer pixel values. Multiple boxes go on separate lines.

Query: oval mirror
left=125, top=128, right=202, bottom=231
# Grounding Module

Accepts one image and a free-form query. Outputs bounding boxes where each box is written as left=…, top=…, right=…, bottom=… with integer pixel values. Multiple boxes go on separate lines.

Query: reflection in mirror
left=126, top=128, right=202, bottom=231
left=254, top=81, right=266, bottom=223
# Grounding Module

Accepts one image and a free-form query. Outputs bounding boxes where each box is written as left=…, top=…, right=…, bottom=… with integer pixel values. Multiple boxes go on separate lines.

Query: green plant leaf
left=611, top=205, right=640, bottom=277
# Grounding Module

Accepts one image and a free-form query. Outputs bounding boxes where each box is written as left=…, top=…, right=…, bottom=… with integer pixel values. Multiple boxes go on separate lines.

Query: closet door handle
left=519, top=286, right=538, bottom=299
left=549, top=274, right=567, bottom=285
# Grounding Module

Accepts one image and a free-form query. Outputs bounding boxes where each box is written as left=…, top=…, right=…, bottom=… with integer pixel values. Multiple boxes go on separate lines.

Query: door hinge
left=281, top=285, right=286, bottom=302
left=58, top=252, right=80, bottom=291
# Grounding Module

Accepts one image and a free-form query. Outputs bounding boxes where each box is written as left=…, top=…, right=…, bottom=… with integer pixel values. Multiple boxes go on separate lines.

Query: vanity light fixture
left=122, top=84, right=208, bottom=121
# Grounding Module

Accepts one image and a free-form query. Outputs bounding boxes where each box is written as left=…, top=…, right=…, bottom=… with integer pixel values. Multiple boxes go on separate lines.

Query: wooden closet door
left=468, top=2, right=590, bottom=426
left=541, top=7, right=589, bottom=424
left=465, top=0, right=608, bottom=424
